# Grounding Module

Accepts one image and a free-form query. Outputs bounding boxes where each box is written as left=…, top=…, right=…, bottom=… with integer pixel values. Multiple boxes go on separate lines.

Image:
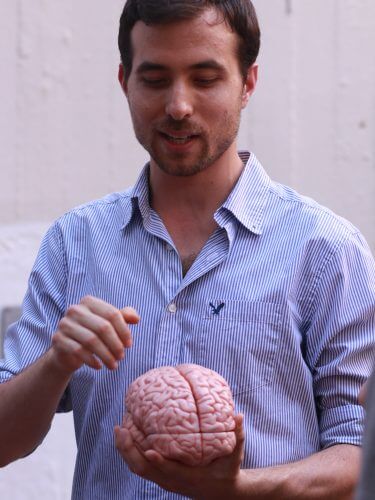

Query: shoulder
left=61, top=188, right=133, bottom=220
left=262, top=180, right=375, bottom=289
left=267, top=180, right=360, bottom=246
left=52, top=188, right=134, bottom=233
left=37, top=189, right=136, bottom=258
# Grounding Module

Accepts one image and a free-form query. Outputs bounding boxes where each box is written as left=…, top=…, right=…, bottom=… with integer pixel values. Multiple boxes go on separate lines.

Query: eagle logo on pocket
left=209, top=302, right=225, bottom=316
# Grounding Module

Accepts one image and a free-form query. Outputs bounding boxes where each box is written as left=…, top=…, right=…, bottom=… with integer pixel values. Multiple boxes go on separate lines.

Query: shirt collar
left=120, top=162, right=152, bottom=230
left=122, top=151, right=270, bottom=235
left=218, top=151, right=270, bottom=235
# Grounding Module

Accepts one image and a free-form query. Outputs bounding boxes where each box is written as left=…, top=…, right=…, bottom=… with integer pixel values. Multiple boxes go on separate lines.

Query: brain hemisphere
left=123, top=364, right=236, bottom=466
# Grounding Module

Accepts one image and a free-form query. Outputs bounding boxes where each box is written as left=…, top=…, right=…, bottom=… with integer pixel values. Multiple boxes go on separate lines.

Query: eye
left=141, top=78, right=167, bottom=88
left=195, top=77, right=220, bottom=87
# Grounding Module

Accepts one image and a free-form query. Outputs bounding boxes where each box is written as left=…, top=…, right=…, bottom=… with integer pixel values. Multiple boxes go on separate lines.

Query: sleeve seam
left=51, top=221, right=68, bottom=313
left=304, top=230, right=360, bottom=323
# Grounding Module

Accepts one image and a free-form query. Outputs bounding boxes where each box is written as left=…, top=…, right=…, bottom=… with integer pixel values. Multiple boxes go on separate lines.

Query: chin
left=157, top=161, right=209, bottom=177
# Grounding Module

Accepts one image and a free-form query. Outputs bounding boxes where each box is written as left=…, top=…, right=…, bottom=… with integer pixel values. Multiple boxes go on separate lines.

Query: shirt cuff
left=320, top=404, right=364, bottom=448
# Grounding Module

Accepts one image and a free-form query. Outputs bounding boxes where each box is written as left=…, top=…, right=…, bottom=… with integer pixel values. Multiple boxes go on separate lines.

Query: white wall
left=246, top=0, right=375, bottom=248
left=0, top=1, right=374, bottom=498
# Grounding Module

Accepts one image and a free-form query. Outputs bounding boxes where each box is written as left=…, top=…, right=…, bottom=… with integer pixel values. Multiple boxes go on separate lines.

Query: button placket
left=154, top=301, right=180, bottom=366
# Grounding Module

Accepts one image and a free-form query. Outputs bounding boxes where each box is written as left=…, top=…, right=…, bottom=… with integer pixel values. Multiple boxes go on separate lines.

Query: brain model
left=123, top=364, right=236, bottom=466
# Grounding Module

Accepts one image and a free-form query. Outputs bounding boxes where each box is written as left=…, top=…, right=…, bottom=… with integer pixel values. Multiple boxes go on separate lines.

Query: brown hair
left=118, top=0, right=260, bottom=81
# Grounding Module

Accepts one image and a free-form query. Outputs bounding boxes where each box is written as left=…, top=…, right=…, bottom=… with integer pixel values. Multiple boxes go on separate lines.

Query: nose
left=165, top=82, right=193, bottom=121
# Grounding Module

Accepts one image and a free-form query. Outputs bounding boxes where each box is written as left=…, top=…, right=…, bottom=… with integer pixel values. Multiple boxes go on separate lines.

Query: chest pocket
left=199, top=301, right=282, bottom=396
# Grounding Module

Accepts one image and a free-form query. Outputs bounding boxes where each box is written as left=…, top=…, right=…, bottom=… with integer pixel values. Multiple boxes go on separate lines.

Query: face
left=119, top=9, right=257, bottom=177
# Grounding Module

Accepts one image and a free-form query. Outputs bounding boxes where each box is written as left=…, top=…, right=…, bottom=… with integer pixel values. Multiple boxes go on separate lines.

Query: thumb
left=121, top=306, right=140, bottom=324
left=230, top=414, right=245, bottom=469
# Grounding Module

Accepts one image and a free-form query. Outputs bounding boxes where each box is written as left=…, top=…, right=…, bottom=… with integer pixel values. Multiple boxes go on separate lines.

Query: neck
left=148, top=144, right=244, bottom=274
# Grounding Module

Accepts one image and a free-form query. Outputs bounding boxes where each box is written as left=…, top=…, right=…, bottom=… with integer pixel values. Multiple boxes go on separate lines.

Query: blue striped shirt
left=1, top=152, right=375, bottom=499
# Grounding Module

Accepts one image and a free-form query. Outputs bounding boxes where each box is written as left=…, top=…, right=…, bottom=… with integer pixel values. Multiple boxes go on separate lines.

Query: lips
left=163, top=134, right=195, bottom=144
left=160, top=131, right=198, bottom=145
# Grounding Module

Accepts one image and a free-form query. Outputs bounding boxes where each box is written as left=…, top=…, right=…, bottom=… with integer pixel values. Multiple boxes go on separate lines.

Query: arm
left=0, top=296, right=139, bottom=467
left=238, top=444, right=360, bottom=499
left=0, top=349, right=71, bottom=467
left=115, top=419, right=360, bottom=499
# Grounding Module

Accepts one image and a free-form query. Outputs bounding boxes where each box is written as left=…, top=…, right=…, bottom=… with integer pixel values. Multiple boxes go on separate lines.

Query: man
left=0, top=1, right=374, bottom=498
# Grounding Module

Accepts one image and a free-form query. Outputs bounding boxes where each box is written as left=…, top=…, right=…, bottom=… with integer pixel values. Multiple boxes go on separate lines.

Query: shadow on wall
left=0, top=306, right=21, bottom=358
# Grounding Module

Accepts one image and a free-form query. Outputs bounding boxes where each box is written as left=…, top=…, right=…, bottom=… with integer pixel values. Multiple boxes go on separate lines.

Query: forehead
left=130, top=9, right=240, bottom=70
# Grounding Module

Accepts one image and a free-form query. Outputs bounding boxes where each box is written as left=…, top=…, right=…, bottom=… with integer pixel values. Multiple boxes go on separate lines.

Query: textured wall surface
left=0, top=0, right=374, bottom=498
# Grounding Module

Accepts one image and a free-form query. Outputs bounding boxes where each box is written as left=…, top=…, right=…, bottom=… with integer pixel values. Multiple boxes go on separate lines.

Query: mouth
left=160, top=132, right=198, bottom=145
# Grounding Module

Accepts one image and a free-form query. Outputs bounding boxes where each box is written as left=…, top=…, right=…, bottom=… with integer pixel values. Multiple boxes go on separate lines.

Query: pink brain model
left=123, top=364, right=236, bottom=466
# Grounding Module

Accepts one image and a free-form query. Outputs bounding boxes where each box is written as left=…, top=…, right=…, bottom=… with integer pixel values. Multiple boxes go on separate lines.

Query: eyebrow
left=135, top=59, right=226, bottom=74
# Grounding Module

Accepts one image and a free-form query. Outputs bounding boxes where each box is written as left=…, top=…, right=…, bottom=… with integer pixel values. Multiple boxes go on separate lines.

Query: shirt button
left=165, top=243, right=174, bottom=252
left=168, top=303, right=177, bottom=313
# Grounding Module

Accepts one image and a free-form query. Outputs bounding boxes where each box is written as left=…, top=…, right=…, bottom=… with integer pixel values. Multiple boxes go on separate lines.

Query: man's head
left=118, top=0, right=260, bottom=82
left=117, top=1, right=260, bottom=177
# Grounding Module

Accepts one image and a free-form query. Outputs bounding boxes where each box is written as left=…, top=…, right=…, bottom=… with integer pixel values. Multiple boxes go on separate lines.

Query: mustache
left=157, top=118, right=202, bottom=134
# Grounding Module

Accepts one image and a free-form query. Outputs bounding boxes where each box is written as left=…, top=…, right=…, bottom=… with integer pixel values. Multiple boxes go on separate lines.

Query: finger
left=115, top=426, right=140, bottom=455
left=234, top=413, right=244, bottom=439
left=52, top=333, right=102, bottom=371
left=116, top=430, right=187, bottom=494
left=208, top=414, right=245, bottom=478
left=121, top=306, right=140, bottom=325
left=66, top=298, right=126, bottom=360
left=114, top=425, right=129, bottom=451
left=144, top=449, right=191, bottom=477
left=144, top=449, right=164, bottom=465
left=81, top=297, right=136, bottom=349
left=58, top=316, right=119, bottom=370
left=231, top=413, right=245, bottom=467
left=66, top=304, right=126, bottom=359
left=115, top=427, right=149, bottom=477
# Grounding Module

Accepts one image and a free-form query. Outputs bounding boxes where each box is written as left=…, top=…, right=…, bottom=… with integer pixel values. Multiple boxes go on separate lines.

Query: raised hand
left=50, top=295, right=139, bottom=374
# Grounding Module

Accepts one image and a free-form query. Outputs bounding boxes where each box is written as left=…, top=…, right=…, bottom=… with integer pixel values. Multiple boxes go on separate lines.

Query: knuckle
left=80, top=295, right=93, bottom=306
left=66, top=304, right=81, bottom=317
left=98, top=320, right=112, bottom=337
left=51, top=331, right=61, bottom=346
left=107, top=309, right=121, bottom=323
left=71, top=344, right=85, bottom=357
left=83, top=335, right=100, bottom=351
left=58, top=316, right=70, bottom=330
left=121, top=323, right=130, bottom=335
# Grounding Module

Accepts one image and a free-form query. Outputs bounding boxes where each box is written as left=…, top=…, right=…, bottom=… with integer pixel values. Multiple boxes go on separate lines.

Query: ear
left=118, top=63, right=128, bottom=96
left=241, top=63, right=258, bottom=109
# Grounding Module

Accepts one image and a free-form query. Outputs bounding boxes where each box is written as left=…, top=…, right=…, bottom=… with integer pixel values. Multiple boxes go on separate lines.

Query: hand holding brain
left=123, top=364, right=236, bottom=466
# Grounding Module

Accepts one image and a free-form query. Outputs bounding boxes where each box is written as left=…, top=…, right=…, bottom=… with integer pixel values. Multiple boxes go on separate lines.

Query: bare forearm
left=0, top=349, right=72, bottom=467
left=0, top=298, right=138, bottom=468
left=236, top=444, right=361, bottom=499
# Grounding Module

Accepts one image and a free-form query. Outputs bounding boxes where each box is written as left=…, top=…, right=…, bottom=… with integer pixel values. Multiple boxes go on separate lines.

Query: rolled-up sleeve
left=306, top=231, right=375, bottom=448
left=0, top=221, right=71, bottom=412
